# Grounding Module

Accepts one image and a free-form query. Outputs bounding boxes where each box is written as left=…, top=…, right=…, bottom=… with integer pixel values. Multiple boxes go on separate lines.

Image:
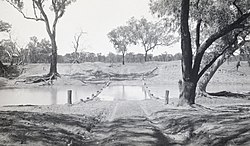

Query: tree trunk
left=197, top=54, right=226, bottom=95
left=122, top=53, right=125, bottom=65
left=178, top=79, right=197, bottom=106
left=48, top=37, right=58, bottom=76
left=0, top=60, right=7, bottom=77
left=145, top=51, right=148, bottom=62
left=178, top=0, right=195, bottom=106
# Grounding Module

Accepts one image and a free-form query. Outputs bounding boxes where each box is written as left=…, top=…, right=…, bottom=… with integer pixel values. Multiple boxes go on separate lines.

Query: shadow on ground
left=0, top=111, right=99, bottom=146
left=1, top=104, right=250, bottom=146
left=151, top=104, right=250, bottom=146
left=86, top=116, right=181, bottom=146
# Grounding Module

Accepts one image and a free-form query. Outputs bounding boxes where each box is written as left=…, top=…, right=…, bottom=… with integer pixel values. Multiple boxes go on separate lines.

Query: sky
left=0, top=0, right=180, bottom=56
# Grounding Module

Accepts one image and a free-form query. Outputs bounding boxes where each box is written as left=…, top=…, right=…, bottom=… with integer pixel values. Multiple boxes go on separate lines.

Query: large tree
left=4, top=0, right=76, bottom=77
left=150, top=0, right=250, bottom=106
left=127, top=17, right=176, bottom=62
left=108, top=26, right=134, bottom=65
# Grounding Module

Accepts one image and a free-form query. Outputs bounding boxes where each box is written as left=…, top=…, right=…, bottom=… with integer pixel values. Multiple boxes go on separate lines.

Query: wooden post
left=165, top=90, right=169, bottom=104
left=67, top=90, right=72, bottom=104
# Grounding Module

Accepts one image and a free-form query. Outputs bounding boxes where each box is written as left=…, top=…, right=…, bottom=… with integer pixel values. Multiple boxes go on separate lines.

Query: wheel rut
left=87, top=100, right=174, bottom=146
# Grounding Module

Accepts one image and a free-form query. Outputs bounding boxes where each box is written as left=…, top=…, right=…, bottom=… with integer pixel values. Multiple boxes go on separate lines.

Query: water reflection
left=0, top=85, right=101, bottom=106
left=0, top=85, right=184, bottom=106
left=99, top=85, right=149, bottom=101
left=50, top=88, right=57, bottom=105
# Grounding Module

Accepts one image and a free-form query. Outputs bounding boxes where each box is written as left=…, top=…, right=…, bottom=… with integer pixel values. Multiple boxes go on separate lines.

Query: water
left=0, top=85, right=100, bottom=106
left=0, top=85, right=149, bottom=106
left=146, top=84, right=180, bottom=98
left=99, top=85, right=149, bottom=101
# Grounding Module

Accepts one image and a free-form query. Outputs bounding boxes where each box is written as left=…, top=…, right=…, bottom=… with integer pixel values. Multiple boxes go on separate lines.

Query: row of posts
left=67, top=89, right=170, bottom=105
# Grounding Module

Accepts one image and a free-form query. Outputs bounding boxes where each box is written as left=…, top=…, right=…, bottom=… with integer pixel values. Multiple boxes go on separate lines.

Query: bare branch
left=32, top=0, right=39, bottom=19
left=73, top=31, right=86, bottom=52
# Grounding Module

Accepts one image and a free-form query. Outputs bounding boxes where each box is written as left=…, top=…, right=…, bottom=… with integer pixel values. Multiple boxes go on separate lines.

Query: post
left=165, top=90, right=169, bottom=104
left=67, top=90, right=72, bottom=104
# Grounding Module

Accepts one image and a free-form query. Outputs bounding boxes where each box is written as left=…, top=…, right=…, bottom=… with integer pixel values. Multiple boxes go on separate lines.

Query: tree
left=72, top=30, right=86, bottom=63
left=0, top=20, right=11, bottom=76
left=4, top=0, right=76, bottom=77
left=127, top=17, right=176, bottom=62
left=0, top=39, right=19, bottom=65
left=150, top=0, right=250, bottom=106
left=198, top=31, right=250, bottom=95
left=108, top=26, right=134, bottom=65
left=26, top=36, right=51, bottom=63
left=0, top=20, right=11, bottom=32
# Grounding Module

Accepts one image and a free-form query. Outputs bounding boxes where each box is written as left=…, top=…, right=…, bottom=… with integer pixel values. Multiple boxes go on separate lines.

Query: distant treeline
left=20, top=52, right=183, bottom=64
left=2, top=48, right=249, bottom=64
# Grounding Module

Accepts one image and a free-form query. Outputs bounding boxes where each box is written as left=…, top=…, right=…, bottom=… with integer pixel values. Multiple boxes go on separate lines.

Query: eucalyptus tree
left=27, top=36, right=52, bottom=63
left=0, top=20, right=11, bottom=32
left=108, top=26, right=135, bottom=65
left=4, top=0, right=76, bottom=77
left=0, top=20, right=11, bottom=75
left=150, top=0, right=250, bottom=106
left=127, top=17, right=176, bottom=62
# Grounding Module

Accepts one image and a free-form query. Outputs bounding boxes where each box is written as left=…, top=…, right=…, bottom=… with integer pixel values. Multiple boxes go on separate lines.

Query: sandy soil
left=0, top=61, right=250, bottom=145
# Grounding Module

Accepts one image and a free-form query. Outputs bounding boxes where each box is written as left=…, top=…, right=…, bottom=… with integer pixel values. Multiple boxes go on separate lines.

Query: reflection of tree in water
left=113, top=86, right=126, bottom=101
left=122, top=85, right=126, bottom=100
left=74, top=90, right=78, bottom=102
left=142, top=86, right=147, bottom=99
left=50, top=88, right=57, bottom=104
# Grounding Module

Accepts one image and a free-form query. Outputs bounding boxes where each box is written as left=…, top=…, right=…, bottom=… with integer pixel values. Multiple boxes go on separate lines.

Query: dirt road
left=108, top=101, right=149, bottom=121
left=84, top=100, right=180, bottom=146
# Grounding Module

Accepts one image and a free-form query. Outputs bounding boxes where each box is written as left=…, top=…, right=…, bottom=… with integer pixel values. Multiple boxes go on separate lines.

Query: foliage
left=62, top=51, right=181, bottom=63
left=4, top=0, right=76, bottom=75
left=0, top=20, right=11, bottom=32
left=26, top=36, right=51, bottom=63
left=0, top=20, right=12, bottom=62
left=150, top=0, right=250, bottom=105
left=108, top=26, right=133, bottom=54
left=108, top=25, right=136, bottom=65
left=127, top=17, right=177, bottom=61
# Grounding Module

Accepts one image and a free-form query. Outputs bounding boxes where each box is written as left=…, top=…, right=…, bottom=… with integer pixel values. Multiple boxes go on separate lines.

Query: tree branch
left=198, top=11, right=250, bottom=54
left=195, top=19, right=202, bottom=49
left=5, top=0, right=44, bottom=21
left=192, top=11, right=250, bottom=77
left=197, top=32, right=243, bottom=80
left=233, top=0, right=243, bottom=16
left=34, top=1, right=53, bottom=36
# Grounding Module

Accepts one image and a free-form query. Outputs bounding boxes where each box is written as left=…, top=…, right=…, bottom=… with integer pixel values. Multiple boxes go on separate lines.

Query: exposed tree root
left=15, top=73, right=61, bottom=85
left=208, top=91, right=249, bottom=99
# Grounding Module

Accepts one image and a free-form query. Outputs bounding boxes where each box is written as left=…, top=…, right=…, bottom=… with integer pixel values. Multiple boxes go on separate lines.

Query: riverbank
left=0, top=61, right=250, bottom=145
left=1, top=97, right=250, bottom=145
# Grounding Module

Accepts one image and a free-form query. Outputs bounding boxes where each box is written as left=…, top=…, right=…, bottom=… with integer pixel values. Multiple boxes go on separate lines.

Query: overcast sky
left=0, top=0, right=180, bottom=55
